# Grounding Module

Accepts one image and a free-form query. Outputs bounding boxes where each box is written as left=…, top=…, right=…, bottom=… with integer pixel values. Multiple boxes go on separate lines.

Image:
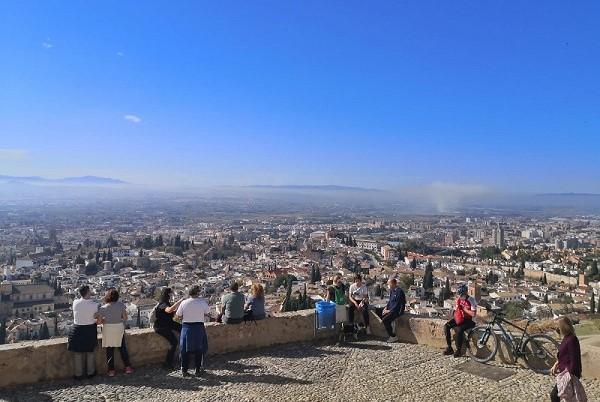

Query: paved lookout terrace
left=1, top=311, right=600, bottom=401
left=2, top=340, right=600, bottom=402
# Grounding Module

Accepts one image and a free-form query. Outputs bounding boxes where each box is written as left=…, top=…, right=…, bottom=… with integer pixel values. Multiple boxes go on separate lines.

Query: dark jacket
left=386, top=287, right=406, bottom=315
left=557, top=334, right=582, bottom=378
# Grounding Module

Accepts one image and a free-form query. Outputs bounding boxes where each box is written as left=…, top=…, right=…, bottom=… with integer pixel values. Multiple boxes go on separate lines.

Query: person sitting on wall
left=244, top=283, right=266, bottom=321
left=443, top=284, right=477, bottom=357
left=348, top=274, right=371, bottom=335
left=153, top=287, right=184, bottom=370
left=219, top=281, right=245, bottom=324
left=175, top=285, right=210, bottom=377
left=324, top=277, right=336, bottom=302
left=68, top=285, right=100, bottom=380
left=379, top=278, right=406, bottom=343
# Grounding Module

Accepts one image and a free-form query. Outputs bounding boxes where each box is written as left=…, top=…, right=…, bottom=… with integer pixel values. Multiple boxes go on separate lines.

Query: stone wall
left=0, top=311, right=598, bottom=388
left=523, top=268, right=578, bottom=286
left=0, top=310, right=325, bottom=388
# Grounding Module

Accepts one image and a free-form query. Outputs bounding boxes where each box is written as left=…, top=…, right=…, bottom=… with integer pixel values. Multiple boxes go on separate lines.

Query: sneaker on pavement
left=181, top=370, right=191, bottom=378
left=124, top=366, right=134, bottom=374
left=443, top=347, right=454, bottom=356
left=107, top=370, right=116, bottom=377
left=453, top=350, right=463, bottom=358
left=386, top=336, right=398, bottom=343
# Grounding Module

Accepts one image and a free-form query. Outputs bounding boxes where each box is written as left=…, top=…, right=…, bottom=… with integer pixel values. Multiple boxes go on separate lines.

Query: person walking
left=175, top=285, right=210, bottom=377
left=550, top=316, right=585, bottom=402
left=99, top=288, right=133, bottom=376
left=68, top=285, right=99, bottom=380
left=153, top=287, right=184, bottom=370
left=443, top=284, right=477, bottom=357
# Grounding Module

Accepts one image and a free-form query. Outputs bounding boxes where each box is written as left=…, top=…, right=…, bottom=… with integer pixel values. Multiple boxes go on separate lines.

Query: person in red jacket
left=443, top=284, right=477, bottom=357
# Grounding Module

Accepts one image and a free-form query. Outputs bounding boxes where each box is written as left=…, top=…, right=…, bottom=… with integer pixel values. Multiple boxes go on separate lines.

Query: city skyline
left=2, top=2, right=600, bottom=192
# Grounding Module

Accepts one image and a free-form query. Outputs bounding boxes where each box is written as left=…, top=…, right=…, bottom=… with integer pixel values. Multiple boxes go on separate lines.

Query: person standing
left=175, top=285, right=210, bottom=377
left=380, top=278, right=406, bottom=343
left=68, top=285, right=99, bottom=380
left=348, top=274, right=371, bottom=334
left=220, top=282, right=245, bottom=324
left=443, top=284, right=477, bottom=357
left=550, top=316, right=584, bottom=402
left=99, top=288, right=133, bottom=376
left=153, top=287, right=184, bottom=369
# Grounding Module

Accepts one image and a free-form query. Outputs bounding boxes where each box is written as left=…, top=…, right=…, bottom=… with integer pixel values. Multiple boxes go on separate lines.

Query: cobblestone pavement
left=1, top=339, right=599, bottom=402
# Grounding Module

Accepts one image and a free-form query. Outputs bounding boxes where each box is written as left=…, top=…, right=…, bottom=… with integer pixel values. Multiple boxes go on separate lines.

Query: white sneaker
left=386, top=336, right=398, bottom=343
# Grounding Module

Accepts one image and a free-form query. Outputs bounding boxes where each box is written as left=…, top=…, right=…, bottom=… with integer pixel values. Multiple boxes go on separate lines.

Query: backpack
left=149, top=303, right=160, bottom=324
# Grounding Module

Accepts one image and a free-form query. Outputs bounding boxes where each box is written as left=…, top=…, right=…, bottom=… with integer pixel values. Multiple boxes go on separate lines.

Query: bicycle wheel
left=466, top=326, right=499, bottom=363
left=522, top=334, right=559, bottom=374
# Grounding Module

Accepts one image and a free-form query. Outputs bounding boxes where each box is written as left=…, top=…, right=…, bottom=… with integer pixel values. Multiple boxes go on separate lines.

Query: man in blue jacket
left=380, top=278, right=406, bottom=343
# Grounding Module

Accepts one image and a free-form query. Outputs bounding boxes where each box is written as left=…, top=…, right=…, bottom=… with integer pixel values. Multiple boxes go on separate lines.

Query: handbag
left=556, top=370, right=588, bottom=402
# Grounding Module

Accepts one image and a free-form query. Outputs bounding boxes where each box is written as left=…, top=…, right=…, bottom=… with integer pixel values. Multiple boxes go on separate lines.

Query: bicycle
left=466, top=308, right=559, bottom=374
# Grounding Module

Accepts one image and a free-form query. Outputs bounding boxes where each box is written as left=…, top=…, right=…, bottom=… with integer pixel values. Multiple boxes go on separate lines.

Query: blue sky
left=1, top=1, right=599, bottom=192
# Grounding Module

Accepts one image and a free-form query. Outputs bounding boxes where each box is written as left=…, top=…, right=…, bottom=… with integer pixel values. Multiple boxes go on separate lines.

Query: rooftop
left=2, top=340, right=600, bottom=402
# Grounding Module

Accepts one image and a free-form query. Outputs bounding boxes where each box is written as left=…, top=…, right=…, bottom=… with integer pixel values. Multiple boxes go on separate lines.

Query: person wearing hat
left=443, top=283, right=477, bottom=357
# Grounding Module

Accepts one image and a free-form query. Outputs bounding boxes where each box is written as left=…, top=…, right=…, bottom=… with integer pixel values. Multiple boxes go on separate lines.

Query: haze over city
left=2, top=3, right=600, bottom=401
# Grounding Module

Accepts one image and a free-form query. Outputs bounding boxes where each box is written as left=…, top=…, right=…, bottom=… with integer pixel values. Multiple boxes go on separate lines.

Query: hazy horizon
left=2, top=2, right=600, bottom=193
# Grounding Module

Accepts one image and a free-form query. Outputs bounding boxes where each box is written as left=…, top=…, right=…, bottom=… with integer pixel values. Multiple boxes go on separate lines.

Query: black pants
left=348, top=302, right=370, bottom=326
left=550, top=385, right=559, bottom=402
left=106, top=336, right=131, bottom=370
left=155, top=324, right=181, bottom=365
left=380, top=311, right=400, bottom=337
left=444, top=318, right=475, bottom=350
left=181, top=351, right=203, bottom=372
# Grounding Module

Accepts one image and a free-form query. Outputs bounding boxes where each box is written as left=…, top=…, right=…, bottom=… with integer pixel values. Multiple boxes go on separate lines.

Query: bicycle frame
left=482, top=314, right=532, bottom=356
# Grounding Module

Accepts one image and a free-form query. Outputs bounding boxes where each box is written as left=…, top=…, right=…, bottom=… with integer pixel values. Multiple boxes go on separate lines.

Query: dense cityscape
left=1, top=198, right=599, bottom=345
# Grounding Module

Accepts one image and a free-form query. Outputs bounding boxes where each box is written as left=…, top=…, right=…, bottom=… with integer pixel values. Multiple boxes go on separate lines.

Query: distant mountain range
left=0, top=175, right=127, bottom=185
left=246, top=184, right=384, bottom=192
left=536, top=192, right=600, bottom=197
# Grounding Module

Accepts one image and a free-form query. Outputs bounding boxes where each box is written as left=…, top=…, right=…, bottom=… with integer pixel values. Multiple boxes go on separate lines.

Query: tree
left=315, top=266, right=322, bottom=282
left=0, top=320, right=6, bottom=344
left=309, top=266, right=317, bottom=284
left=504, top=300, right=530, bottom=319
left=75, top=255, right=85, bottom=265
left=591, top=293, right=596, bottom=315
left=39, top=322, right=50, bottom=340
left=543, top=293, right=549, bottom=304
left=107, top=249, right=113, bottom=261
left=423, top=262, right=434, bottom=290
left=155, top=235, right=164, bottom=248
left=591, top=260, right=599, bottom=278
left=399, top=274, right=414, bottom=291
left=95, top=250, right=100, bottom=264
left=541, top=274, right=547, bottom=285
left=410, top=257, right=417, bottom=269
left=85, top=261, right=99, bottom=276
left=443, top=277, right=452, bottom=300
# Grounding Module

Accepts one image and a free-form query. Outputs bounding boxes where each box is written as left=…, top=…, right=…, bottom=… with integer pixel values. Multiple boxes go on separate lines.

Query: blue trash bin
left=316, top=301, right=336, bottom=329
